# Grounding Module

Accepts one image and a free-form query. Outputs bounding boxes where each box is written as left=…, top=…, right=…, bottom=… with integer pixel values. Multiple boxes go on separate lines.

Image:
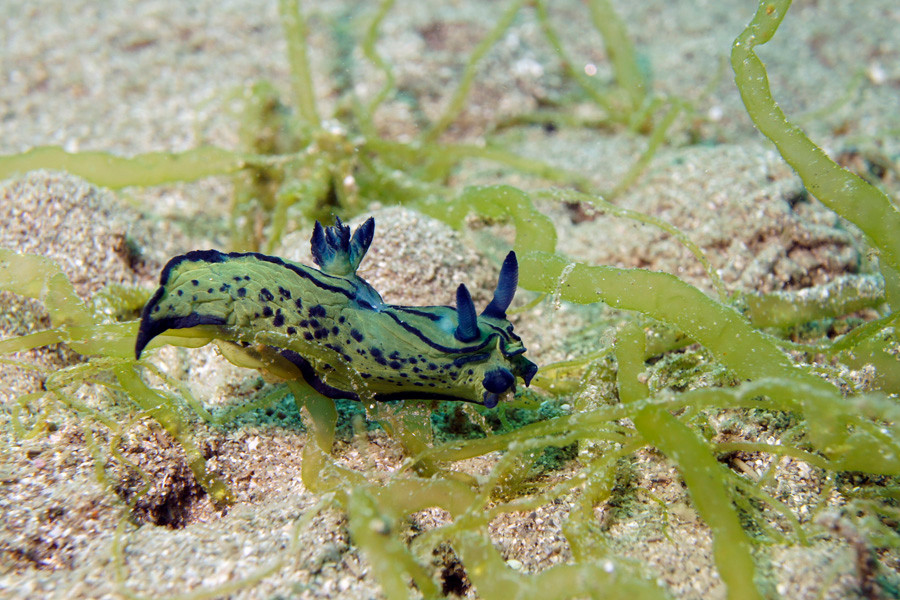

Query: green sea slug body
left=135, top=218, right=537, bottom=408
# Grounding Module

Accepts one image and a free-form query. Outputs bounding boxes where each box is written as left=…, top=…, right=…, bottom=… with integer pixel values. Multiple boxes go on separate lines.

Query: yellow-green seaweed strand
left=732, top=0, right=900, bottom=304
left=519, top=251, right=826, bottom=389
left=0, top=146, right=244, bottom=188
left=279, top=0, right=321, bottom=128
left=617, top=323, right=763, bottom=600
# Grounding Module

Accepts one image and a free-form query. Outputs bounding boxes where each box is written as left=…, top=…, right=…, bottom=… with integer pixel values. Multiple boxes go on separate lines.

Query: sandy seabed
left=1, top=0, right=899, bottom=598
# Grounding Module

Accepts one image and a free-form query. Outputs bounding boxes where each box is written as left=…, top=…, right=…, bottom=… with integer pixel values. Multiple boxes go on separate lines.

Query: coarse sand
left=1, top=0, right=899, bottom=598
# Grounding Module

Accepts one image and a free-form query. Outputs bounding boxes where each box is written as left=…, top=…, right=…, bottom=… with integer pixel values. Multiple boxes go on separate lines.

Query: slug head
left=449, top=251, right=538, bottom=407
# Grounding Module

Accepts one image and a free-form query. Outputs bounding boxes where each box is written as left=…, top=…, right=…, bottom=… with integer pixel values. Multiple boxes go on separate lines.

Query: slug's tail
left=135, top=250, right=232, bottom=359
left=134, top=249, right=317, bottom=359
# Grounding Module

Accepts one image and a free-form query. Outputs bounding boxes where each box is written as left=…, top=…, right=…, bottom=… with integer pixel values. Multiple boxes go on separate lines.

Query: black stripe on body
left=278, top=349, right=479, bottom=403
left=135, top=310, right=226, bottom=359
left=382, top=309, right=498, bottom=355
left=158, top=250, right=359, bottom=299
left=138, top=250, right=376, bottom=356
left=390, top=306, right=446, bottom=321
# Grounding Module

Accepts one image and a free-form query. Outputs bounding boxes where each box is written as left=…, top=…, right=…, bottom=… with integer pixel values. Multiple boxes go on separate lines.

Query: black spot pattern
left=135, top=242, right=536, bottom=406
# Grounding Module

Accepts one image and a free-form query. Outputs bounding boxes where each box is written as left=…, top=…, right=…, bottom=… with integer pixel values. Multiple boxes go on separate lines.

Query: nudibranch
left=135, top=217, right=537, bottom=408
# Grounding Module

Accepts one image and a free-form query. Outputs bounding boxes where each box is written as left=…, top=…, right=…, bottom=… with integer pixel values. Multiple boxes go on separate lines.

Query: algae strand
left=279, top=0, right=321, bottom=128
left=731, top=0, right=900, bottom=302
left=0, top=146, right=244, bottom=189
left=616, top=323, right=764, bottom=600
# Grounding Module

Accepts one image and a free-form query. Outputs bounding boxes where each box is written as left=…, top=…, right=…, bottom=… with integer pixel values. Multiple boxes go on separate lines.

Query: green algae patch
left=490, top=215, right=900, bottom=474
left=0, top=249, right=145, bottom=359
left=434, top=139, right=898, bottom=597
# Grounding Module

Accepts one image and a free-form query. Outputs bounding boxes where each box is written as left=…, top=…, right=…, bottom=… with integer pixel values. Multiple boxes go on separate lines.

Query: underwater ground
left=1, top=0, right=899, bottom=599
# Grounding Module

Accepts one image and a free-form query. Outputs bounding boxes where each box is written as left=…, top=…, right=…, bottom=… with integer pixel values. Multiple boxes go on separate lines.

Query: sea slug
left=135, top=217, right=537, bottom=408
